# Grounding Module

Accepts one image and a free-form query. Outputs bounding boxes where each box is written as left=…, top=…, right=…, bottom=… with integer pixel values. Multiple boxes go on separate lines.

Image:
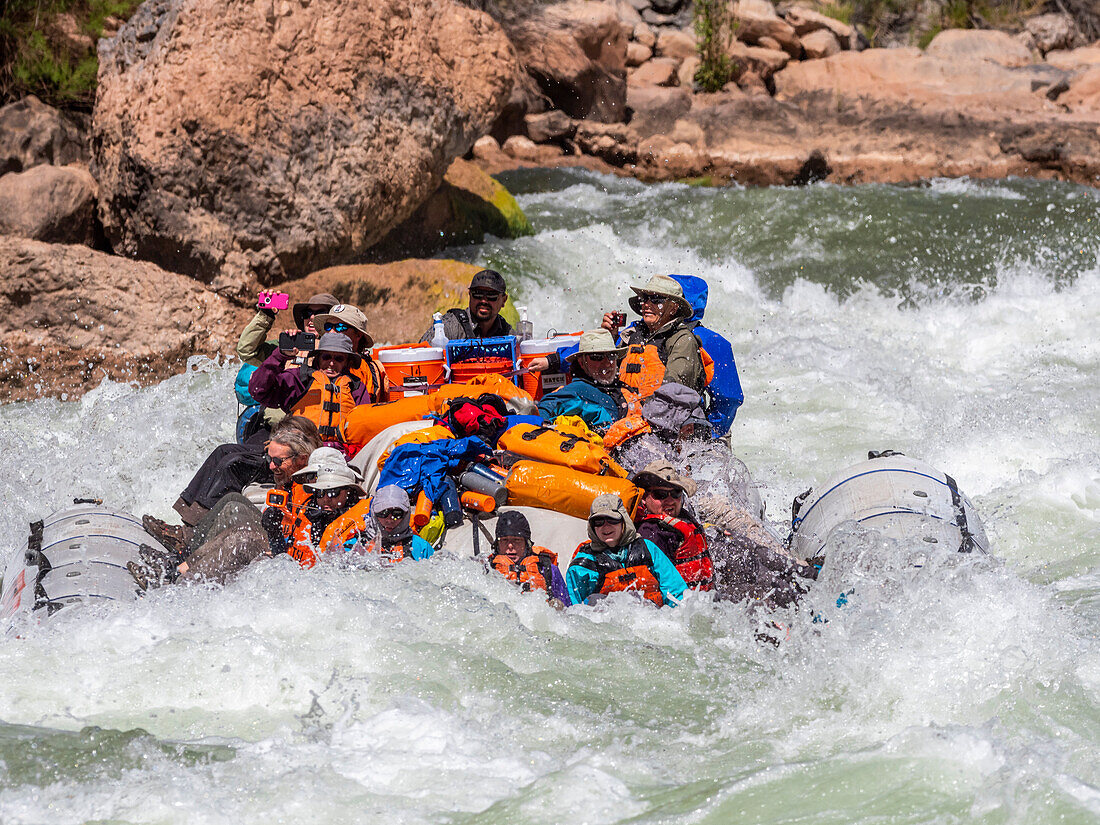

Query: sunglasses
left=645, top=488, right=683, bottom=501
left=584, top=353, right=614, bottom=363
left=318, top=351, right=349, bottom=360
left=470, top=290, right=502, bottom=301
left=376, top=509, right=405, bottom=520
left=315, top=488, right=350, bottom=499
left=590, top=516, right=623, bottom=528
left=637, top=292, right=667, bottom=306
left=324, top=322, right=353, bottom=333
left=264, top=451, right=294, bottom=467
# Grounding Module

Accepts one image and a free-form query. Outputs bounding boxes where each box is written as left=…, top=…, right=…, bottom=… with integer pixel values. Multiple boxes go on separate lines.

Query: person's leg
left=176, top=443, right=271, bottom=521
left=178, top=523, right=269, bottom=585
left=186, top=493, right=261, bottom=554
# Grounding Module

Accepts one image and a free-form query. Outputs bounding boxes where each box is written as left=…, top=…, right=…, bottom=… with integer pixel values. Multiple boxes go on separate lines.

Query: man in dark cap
left=485, top=510, right=570, bottom=607
left=421, top=269, right=513, bottom=341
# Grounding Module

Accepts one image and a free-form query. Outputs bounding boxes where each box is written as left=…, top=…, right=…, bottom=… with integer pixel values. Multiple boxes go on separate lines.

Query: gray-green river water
left=0, top=171, right=1097, bottom=823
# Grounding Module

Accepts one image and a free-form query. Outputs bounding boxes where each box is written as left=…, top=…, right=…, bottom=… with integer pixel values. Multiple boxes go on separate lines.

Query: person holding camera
left=601, top=274, right=705, bottom=402
left=311, top=304, right=387, bottom=401
left=249, top=331, right=376, bottom=457
left=239, top=291, right=339, bottom=367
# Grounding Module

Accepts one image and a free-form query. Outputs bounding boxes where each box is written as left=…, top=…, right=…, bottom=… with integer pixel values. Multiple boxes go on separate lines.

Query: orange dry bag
left=505, top=461, right=640, bottom=520
left=497, top=424, right=628, bottom=478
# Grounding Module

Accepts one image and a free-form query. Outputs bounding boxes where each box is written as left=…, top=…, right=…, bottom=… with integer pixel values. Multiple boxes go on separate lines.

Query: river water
left=0, top=171, right=1098, bottom=823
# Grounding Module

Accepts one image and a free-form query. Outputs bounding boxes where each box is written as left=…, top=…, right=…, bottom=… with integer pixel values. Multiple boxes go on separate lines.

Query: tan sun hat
left=312, top=304, right=374, bottom=350
left=304, top=464, right=364, bottom=493
left=564, top=329, right=627, bottom=364
left=630, top=461, right=698, bottom=497
left=293, top=447, right=363, bottom=481
left=628, top=274, right=692, bottom=319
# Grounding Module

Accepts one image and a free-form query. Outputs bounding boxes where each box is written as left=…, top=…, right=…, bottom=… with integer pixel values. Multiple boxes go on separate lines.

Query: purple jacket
left=549, top=565, right=571, bottom=606
left=248, top=349, right=374, bottom=413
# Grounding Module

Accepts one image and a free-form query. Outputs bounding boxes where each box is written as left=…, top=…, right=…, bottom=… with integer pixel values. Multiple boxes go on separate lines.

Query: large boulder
left=783, top=5, right=853, bottom=42
left=0, top=237, right=247, bottom=402
left=92, top=0, right=515, bottom=298
left=0, top=96, right=87, bottom=176
left=627, top=86, right=693, bottom=138
left=729, top=41, right=792, bottom=79
left=0, top=165, right=98, bottom=246
left=506, top=0, right=628, bottom=123
left=924, top=29, right=1033, bottom=68
left=278, top=259, right=482, bottom=346
left=370, top=158, right=533, bottom=257
left=801, top=29, right=842, bottom=60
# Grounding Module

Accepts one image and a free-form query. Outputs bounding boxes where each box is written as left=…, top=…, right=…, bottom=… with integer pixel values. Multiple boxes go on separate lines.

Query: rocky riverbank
left=2, top=0, right=1099, bottom=402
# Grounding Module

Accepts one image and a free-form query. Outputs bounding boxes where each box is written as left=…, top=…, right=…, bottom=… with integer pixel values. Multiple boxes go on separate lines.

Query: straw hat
left=564, top=329, right=627, bottom=364
left=312, top=304, right=374, bottom=349
left=628, top=274, right=692, bottom=319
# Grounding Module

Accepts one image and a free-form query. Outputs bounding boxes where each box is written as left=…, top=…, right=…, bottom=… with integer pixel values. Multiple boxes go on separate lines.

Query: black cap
left=495, top=510, right=531, bottom=541
left=469, top=269, right=506, bottom=294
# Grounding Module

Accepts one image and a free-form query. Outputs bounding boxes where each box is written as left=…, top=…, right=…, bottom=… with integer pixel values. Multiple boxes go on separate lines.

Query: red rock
left=631, top=57, right=681, bottom=87
left=628, top=42, right=654, bottom=66
left=801, top=29, right=841, bottom=60
left=1025, top=13, right=1083, bottom=54
left=729, top=42, right=791, bottom=79
left=627, top=86, right=693, bottom=137
left=637, top=135, right=707, bottom=179
left=733, top=0, right=802, bottom=56
left=634, top=22, right=657, bottom=48
left=1061, top=65, right=1100, bottom=112
left=679, top=56, right=701, bottom=88
left=924, top=29, right=1032, bottom=68
left=657, top=30, right=696, bottom=61
left=1046, top=47, right=1100, bottom=72
left=0, top=165, right=97, bottom=246
left=93, top=0, right=514, bottom=298
left=0, top=96, right=86, bottom=176
left=0, top=237, right=248, bottom=402
left=783, top=5, right=853, bottom=41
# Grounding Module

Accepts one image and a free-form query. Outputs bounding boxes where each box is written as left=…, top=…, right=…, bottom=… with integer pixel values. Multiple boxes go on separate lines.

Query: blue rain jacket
left=668, top=274, right=744, bottom=436
left=537, top=378, right=622, bottom=431
left=235, top=363, right=258, bottom=406
left=377, top=436, right=491, bottom=503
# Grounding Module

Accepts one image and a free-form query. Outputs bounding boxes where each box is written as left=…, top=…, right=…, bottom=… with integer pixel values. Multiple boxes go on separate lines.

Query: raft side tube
left=789, top=453, right=989, bottom=564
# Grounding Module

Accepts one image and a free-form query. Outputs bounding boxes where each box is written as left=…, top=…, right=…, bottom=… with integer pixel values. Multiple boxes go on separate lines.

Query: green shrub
left=693, top=0, right=737, bottom=94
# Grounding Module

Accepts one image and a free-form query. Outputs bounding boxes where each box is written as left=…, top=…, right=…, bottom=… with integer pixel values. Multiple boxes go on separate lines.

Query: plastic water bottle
left=518, top=306, right=533, bottom=342
left=431, top=312, right=448, bottom=348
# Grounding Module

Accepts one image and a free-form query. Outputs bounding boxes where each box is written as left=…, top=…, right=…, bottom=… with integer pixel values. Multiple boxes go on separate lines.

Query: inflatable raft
left=1, top=501, right=170, bottom=628
left=789, top=451, right=989, bottom=564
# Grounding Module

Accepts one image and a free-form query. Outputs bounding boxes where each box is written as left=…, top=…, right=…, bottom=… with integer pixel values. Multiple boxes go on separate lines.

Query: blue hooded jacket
left=668, top=274, right=744, bottom=436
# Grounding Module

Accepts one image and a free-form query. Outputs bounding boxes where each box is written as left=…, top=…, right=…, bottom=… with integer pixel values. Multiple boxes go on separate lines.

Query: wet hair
left=269, top=415, right=323, bottom=457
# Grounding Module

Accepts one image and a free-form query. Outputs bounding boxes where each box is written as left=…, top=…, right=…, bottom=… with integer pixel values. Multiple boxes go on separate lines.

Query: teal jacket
left=567, top=537, right=686, bottom=606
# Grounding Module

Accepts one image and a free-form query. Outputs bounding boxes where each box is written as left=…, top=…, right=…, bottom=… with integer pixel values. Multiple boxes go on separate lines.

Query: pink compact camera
left=257, top=291, right=290, bottom=310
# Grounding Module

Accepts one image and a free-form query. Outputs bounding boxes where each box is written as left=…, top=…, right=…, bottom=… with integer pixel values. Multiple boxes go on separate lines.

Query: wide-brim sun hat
left=630, top=460, right=698, bottom=497
left=293, top=446, right=362, bottom=481
left=304, top=463, right=364, bottom=493
left=309, top=331, right=362, bottom=370
left=292, top=292, right=338, bottom=330
left=628, top=274, right=692, bottom=319
left=565, top=329, right=628, bottom=364
left=312, top=304, right=374, bottom=350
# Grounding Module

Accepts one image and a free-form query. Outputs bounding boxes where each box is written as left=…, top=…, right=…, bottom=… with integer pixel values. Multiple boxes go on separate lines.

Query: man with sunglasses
left=420, top=269, right=513, bottom=342
left=602, top=274, right=705, bottom=403
left=631, top=462, right=714, bottom=592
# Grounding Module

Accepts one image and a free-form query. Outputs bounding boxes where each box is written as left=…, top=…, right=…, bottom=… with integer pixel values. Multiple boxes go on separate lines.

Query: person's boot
left=141, top=515, right=193, bottom=560
left=128, top=544, right=180, bottom=591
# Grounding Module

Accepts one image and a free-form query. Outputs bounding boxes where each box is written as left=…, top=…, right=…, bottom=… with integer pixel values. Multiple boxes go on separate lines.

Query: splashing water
left=0, top=173, right=1098, bottom=824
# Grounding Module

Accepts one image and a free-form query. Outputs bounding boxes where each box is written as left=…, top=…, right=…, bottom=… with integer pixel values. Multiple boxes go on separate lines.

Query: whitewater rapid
left=0, top=172, right=1097, bottom=824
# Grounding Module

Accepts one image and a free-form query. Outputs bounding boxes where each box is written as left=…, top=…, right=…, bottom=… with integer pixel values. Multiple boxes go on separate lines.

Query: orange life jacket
left=618, top=330, right=715, bottom=407
left=352, top=357, right=387, bottom=403
left=290, top=371, right=360, bottom=445
left=488, top=546, right=557, bottom=593
left=640, top=513, right=713, bottom=591
left=286, top=498, right=371, bottom=568
left=266, top=484, right=312, bottom=543
left=603, top=414, right=652, bottom=451
left=572, top=538, right=663, bottom=606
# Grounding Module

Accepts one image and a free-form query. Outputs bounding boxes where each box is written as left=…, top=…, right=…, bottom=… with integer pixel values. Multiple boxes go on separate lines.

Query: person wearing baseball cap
left=420, top=269, right=513, bottom=342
